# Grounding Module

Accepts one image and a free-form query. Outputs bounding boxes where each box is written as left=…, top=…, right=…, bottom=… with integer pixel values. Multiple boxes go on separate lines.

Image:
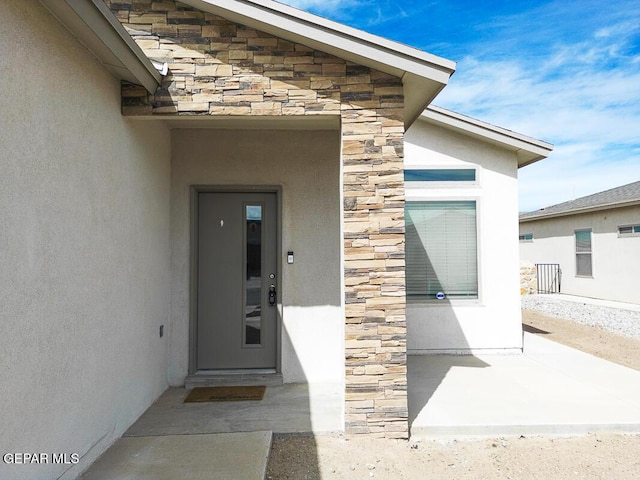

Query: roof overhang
left=39, top=0, right=161, bottom=93
left=520, top=199, right=640, bottom=223
left=420, top=106, right=554, bottom=167
left=135, top=114, right=341, bottom=131
left=180, top=0, right=457, bottom=129
left=40, top=0, right=457, bottom=129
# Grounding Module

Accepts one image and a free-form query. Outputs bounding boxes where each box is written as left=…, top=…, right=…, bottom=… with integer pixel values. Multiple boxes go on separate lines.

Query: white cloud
left=517, top=153, right=640, bottom=212
left=278, top=0, right=640, bottom=212
left=435, top=17, right=640, bottom=212
left=278, top=0, right=408, bottom=26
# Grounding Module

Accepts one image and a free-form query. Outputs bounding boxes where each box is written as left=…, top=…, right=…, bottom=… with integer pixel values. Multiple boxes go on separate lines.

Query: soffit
left=156, top=115, right=341, bottom=130
left=39, top=0, right=161, bottom=92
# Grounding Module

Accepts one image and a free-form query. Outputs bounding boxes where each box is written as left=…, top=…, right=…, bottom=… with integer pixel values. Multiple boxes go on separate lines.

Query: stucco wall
left=404, top=120, right=523, bottom=353
left=170, top=128, right=344, bottom=386
left=519, top=206, right=640, bottom=304
left=0, top=2, right=171, bottom=479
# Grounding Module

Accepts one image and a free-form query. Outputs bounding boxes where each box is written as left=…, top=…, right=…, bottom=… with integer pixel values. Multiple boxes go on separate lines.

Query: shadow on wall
left=166, top=126, right=343, bottom=473
left=81, top=323, right=322, bottom=478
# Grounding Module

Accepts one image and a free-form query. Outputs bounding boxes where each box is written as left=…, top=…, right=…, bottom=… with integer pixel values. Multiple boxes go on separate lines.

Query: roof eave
left=516, top=150, right=549, bottom=168
left=519, top=199, right=640, bottom=223
left=181, top=0, right=456, bottom=129
left=403, top=74, right=449, bottom=129
left=39, top=0, right=161, bottom=93
left=420, top=106, right=553, bottom=166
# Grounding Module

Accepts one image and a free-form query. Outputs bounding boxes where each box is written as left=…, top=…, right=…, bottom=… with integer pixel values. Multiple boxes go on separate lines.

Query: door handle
left=268, top=284, right=276, bottom=306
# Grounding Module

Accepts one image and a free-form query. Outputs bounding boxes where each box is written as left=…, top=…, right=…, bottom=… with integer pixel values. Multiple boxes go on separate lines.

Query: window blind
left=405, top=201, right=478, bottom=300
left=575, top=229, right=592, bottom=276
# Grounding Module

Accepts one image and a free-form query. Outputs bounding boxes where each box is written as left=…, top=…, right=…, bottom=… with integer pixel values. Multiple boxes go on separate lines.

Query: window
left=404, top=169, right=476, bottom=182
left=575, top=229, right=592, bottom=277
left=519, top=233, right=533, bottom=242
left=618, top=224, right=640, bottom=236
left=405, top=201, right=478, bottom=300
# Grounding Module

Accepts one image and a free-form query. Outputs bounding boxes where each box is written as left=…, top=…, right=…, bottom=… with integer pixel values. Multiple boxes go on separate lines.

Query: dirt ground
left=266, top=311, right=640, bottom=479
left=522, top=310, right=640, bottom=371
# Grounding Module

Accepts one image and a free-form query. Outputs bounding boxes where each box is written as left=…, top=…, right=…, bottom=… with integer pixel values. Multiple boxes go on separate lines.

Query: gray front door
left=196, top=192, right=277, bottom=370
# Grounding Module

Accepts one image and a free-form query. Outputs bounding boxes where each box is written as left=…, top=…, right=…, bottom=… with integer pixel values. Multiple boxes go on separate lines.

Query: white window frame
left=404, top=166, right=480, bottom=189
left=575, top=228, right=593, bottom=278
left=618, top=224, right=640, bottom=237
left=405, top=196, right=482, bottom=305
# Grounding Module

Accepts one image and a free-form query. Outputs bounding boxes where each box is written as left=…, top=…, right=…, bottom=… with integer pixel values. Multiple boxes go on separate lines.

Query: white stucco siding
left=0, top=2, right=171, bottom=479
left=404, top=120, right=523, bottom=353
left=520, top=206, right=640, bottom=304
left=170, top=129, right=344, bottom=386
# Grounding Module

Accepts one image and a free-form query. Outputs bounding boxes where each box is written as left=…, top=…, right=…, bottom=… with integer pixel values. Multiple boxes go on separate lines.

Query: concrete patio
left=409, top=332, right=640, bottom=438
left=81, top=332, right=640, bottom=478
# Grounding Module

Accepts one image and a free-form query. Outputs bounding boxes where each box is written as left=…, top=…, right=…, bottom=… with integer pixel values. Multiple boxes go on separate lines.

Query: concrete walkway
left=82, top=331, right=640, bottom=477
left=409, top=332, right=640, bottom=438
left=81, top=383, right=342, bottom=479
left=81, top=431, right=271, bottom=480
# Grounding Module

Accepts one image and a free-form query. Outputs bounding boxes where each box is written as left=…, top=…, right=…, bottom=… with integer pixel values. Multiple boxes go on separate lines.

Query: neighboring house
left=1, top=0, right=551, bottom=477
left=520, top=181, right=640, bottom=304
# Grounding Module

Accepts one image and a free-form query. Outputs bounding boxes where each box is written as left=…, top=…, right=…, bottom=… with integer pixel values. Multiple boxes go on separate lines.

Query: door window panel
left=245, top=205, right=262, bottom=345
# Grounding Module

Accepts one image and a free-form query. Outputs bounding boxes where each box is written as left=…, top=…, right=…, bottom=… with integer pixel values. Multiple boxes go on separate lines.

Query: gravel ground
left=521, top=295, right=640, bottom=339
left=266, top=294, right=640, bottom=479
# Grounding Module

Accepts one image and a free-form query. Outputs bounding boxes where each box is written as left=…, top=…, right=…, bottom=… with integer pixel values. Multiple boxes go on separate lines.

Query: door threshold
left=185, top=371, right=283, bottom=389
left=194, top=369, right=276, bottom=376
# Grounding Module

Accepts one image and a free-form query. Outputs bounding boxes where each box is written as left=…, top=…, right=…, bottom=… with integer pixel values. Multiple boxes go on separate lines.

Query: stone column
left=341, top=85, right=408, bottom=438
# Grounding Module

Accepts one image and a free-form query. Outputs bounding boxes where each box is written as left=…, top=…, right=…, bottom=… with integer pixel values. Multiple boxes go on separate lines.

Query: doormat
left=184, top=386, right=266, bottom=403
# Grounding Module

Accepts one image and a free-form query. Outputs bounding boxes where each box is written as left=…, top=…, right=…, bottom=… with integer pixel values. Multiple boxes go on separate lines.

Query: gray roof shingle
left=520, top=180, right=640, bottom=221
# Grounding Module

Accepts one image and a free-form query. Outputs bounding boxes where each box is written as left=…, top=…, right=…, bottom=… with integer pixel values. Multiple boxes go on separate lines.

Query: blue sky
left=278, top=0, right=640, bottom=211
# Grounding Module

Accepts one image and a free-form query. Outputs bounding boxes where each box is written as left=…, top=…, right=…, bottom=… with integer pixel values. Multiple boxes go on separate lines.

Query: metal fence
left=536, top=264, right=561, bottom=294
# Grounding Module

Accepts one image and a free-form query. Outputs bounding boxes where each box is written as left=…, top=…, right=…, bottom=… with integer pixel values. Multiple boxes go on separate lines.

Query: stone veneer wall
left=520, top=261, right=537, bottom=295
left=106, top=0, right=408, bottom=438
